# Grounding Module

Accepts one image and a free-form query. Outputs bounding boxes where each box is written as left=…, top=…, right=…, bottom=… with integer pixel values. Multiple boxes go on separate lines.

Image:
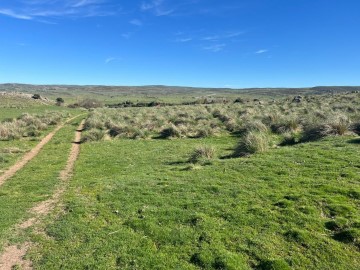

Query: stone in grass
left=258, top=259, right=291, bottom=270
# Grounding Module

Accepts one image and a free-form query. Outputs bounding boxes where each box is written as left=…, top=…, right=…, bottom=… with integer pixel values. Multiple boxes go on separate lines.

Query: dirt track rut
left=0, top=120, right=85, bottom=270
left=0, top=115, right=82, bottom=187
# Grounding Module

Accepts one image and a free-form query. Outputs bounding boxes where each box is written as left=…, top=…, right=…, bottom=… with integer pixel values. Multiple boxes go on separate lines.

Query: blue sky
left=0, top=0, right=359, bottom=88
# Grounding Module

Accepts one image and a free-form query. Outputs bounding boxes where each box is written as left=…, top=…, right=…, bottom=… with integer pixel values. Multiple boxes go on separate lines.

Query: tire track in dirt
left=0, top=114, right=83, bottom=187
left=0, top=120, right=85, bottom=270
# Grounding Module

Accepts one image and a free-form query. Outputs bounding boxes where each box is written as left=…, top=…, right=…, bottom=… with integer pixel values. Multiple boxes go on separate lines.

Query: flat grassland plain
left=0, top=86, right=359, bottom=270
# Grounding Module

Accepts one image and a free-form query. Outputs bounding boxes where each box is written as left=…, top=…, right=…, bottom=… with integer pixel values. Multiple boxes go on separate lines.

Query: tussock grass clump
left=159, top=124, right=182, bottom=139
left=0, top=154, right=8, bottom=163
left=81, top=92, right=360, bottom=144
left=269, top=117, right=301, bottom=135
left=234, top=131, right=270, bottom=157
left=194, top=127, right=214, bottom=138
left=108, top=124, right=124, bottom=137
left=301, top=124, right=336, bottom=142
left=81, top=129, right=106, bottom=142
left=188, top=145, right=215, bottom=164
left=329, top=114, right=351, bottom=135
left=0, top=122, right=23, bottom=140
left=240, top=120, right=268, bottom=134
left=301, top=114, right=350, bottom=142
left=350, top=122, right=360, bottom=135
left=0, top=112, right=66, bottom=141
left=280, top=132, right=301, bottom=146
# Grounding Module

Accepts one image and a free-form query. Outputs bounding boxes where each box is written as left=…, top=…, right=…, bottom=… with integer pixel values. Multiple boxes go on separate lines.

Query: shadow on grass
left=347, top=138, right=360, bottom=144
left=166, top=160, right=188, bottom=165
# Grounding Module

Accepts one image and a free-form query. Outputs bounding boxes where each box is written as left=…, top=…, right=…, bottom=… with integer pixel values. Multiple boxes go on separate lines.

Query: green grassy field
left=28, top=135, right=360, bottom=269
left=0, top=89, right=359, bottom=269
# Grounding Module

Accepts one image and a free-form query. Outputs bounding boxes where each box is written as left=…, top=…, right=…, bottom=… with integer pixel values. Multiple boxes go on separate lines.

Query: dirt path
left=0, top=120, right=85, bottom=270
left=0, top=115, right=83, bottom=187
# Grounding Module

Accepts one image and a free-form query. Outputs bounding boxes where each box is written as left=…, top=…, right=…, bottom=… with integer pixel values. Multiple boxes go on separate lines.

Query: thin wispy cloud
left=201, top=31, right=244, bottom=41
left=129, top=19, right=142, bottom=26
left=224, top=31, right=244, bottom=38
left=0, top=9, right=33, bottom=20
left=0, top=0, right=116, bottom=21
left=121, top=33, right=132, bottom=39
left=140, top=0, right=174, bottom=16
left=71, top=0, right=104, bottom=8
left=203, top=44, right=226, bottom=53
left=201, top=35, right=219, bottom=41
left=175, top=37, right=192, bottom=43
left=105, top=57, right=116, bottom=64
left=255, top=49, right=268, bottom=54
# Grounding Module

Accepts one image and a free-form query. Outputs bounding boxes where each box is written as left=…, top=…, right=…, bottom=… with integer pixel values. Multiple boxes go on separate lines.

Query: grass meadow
left=0, top=91, right=359, bottom=269
left=30, top=135, right=360, bottom=269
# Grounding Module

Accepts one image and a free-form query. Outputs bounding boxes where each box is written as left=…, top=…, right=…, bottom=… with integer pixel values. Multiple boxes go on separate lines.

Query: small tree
left=32, top=94, right=41, bottom=99
left=56, top=97, right=64, bottom=106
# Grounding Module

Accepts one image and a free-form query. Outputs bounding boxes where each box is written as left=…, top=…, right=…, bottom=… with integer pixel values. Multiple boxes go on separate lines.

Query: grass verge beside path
left=31, top=136, right=360, bottom=269
left=0, top=115, right=85, bottom=249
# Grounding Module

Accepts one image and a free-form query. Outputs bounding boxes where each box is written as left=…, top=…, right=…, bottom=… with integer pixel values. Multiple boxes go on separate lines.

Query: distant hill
left=1, top=84, right=359, bottom=102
